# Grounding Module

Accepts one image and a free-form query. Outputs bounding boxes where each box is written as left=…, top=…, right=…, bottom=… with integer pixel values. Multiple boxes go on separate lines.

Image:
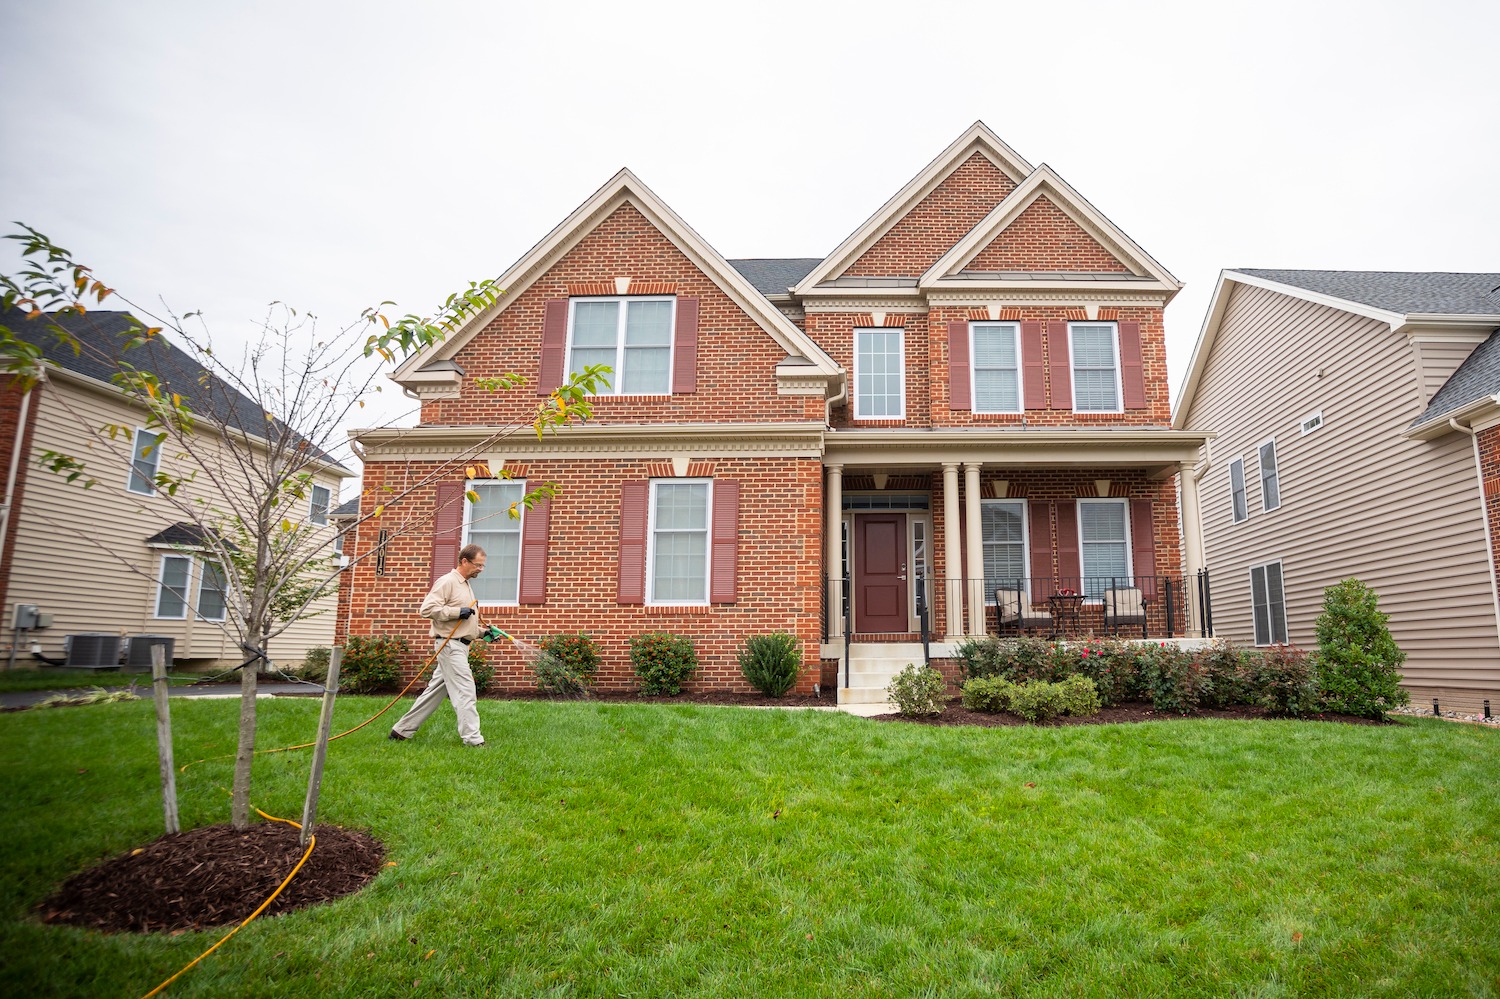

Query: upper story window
left=464, top=479, right=526, bottom=604
left=971, top=322, right=1022, bottom=413
left=1259, top=440, right=1280, bottom=512
left=648, top=479, right=711, bottom=605
left=567, top=296, right=674, bottom=395
left=1229, top=457, right=1248, bottom=524
left=1069, top=322, right=1122, bottom=413
left=854, top=328, right=905, bottom=420
left=309, top=484, right=331, bottom=526
left=128, top=428, right=163, bottom=496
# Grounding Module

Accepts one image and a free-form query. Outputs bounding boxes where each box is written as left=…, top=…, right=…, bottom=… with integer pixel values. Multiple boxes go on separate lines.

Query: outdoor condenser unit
left=124, top=635, right=175, bottom=672
left=63, top=633, right=123, bottom=669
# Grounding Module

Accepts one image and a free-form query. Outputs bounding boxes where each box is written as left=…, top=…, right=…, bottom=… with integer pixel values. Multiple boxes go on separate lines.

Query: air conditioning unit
left=64, top=633, right=123, bottom=669
left=124, top=635, right=175, bottom=672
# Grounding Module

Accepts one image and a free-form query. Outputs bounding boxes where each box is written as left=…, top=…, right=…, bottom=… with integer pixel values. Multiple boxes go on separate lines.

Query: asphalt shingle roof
left=145, top=522, right=239, bottom=550
left=728, top=258, right=823, bottom=297
left=1236, top=269, right=1500, bottom=317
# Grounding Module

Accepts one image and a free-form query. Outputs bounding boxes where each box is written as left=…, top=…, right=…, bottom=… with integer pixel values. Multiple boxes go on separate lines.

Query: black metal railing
left=934, top=573, right=1212, bottom=640
left=916, top=573, right=931, bottom=667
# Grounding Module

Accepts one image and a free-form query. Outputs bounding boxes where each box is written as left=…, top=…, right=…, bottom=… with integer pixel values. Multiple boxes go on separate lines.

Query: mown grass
left=1, top=697, right=1496, bottom=997
left=0, top=667, right=215, bottom=694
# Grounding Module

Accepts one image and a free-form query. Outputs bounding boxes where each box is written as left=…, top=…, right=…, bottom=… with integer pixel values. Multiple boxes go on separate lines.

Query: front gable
left=963, top=194, right=1130, bottom=274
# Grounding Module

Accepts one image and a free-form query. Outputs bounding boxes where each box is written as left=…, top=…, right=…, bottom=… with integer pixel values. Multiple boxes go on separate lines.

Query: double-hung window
left=648, top=479, right=710, bottom=604
left=464, top=479, right=526, bottom=604
left=1078, top=499, right=1130, bottom=598
left=567, top=297, right=674, bottom=394
left=1229, top=458, right=1248, bottom=523
left=971, top=322, right=1022, bottom=413
left=1250, top=560, right=1289, bottom=645
left=154, top=555, right=192, bottom=619
left=1069, top=322, right=1122, bottom=413
left=309, top=484, right=331, bottom=526
left=196, top=562, right=228, bottom=621
left=853, top=328, right=905, bottom=420
left=981, top=500, right=1027, bottom=599
left=128, top=428, right=164, bottom=496
left=1259, top=440, right=1280, bottom=512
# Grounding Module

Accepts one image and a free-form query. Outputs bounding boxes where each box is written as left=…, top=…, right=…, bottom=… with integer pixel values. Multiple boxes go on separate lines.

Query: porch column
left=1179, top=461, right=1205, bottom=579
left=964, top=462, right=985, bottom=637
left=942, top=462, right=962, bottom=640
left=825, top=464, right=843, bottom=640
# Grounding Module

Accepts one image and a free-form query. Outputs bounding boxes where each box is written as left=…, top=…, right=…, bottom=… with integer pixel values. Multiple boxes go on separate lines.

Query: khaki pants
left=392, top=638, right=483, bottom=745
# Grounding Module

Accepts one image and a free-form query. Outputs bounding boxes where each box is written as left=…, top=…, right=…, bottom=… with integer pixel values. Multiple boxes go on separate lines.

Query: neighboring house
left=1174, top=269, right=1500, bottom=713
left=0, top=308, right=351, bottom=671
left=344, top=122, right=1211, bottom=702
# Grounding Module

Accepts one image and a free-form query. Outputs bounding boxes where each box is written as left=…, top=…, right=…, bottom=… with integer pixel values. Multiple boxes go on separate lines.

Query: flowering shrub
left=1196, top=639, right=1251, bottom=709
left=1249, top=644, right=1319, bottom=716
left=630, top=632, right=697, bottom=696
left=1059, top=638, right=1135, bottom=706
left=886, top=663, right=946, bottom=716
left=1141, top=644, right=1210, bottom=714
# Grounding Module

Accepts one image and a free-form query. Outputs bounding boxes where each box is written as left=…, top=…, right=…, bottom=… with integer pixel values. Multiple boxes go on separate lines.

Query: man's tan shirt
left=421, top=568, right=481, bottom=640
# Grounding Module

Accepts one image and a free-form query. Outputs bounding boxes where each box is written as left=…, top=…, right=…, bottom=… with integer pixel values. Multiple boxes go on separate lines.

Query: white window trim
left=153, top=554, right=192, bottom=620
left=1299, top=411, right=1324, bottom=436
left=1068, top=321, right=1124, bottom=415
left=646, top=477, right=712, bottom=607
left=1249, top=559, right=1290, bottom=647
left=461, top=477, right=526, bottom=607
left=195, top=560, right=228, bottom=622
left=969, top=322, right=1024, bottom=414
left=1075, top=498, right=1133, bottom=600
left=128, top=427, right=162, bottom=496
left=309, top=483, right=331, bottom=526
left=566, top=295, right=676, bottom=397
left=852, top=327, right=906, bottom=421
left=980, top=499, right=1030, bottom=603
left=1258, top=438, right=1281, bottom=513
left=1229, top=457, right=1248, bottom=524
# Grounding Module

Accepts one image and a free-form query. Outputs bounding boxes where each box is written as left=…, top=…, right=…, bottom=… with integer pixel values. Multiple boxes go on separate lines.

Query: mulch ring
left=871, top=699, right=1397, bottom=727
left=37, top=822, right=385, bottom=934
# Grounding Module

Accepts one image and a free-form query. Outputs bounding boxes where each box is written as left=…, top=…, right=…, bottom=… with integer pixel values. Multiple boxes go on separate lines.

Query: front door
left=855, top=513, right=908, bottom=632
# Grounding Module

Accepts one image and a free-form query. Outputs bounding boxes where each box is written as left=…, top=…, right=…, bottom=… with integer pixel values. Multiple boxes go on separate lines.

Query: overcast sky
left=3, top=0, right=1496, bottom=493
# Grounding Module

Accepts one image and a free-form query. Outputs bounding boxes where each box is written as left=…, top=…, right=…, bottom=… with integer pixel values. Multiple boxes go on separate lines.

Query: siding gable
left=963, top=194, right=1131, bottom=274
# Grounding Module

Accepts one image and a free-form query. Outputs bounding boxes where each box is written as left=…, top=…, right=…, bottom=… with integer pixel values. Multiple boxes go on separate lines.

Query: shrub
left=631, top=632, right=697, bottom=696
left=1247, top=644, right=1318, bottom=716
left=1056, top=675, right=1102, bottom=717
left=739, top=633, right=801, bottom=697
left=1064, top=638, right=1134, bottom=706
left=961, top=675, right=1015, bottom=713
left=468, top=641, right=495, bottom=694
left=1315, top=578, right=1409, bottom=719
left=535, top=633, right=602, bottom=695
left=1005, top=636, right=1062, bottom=683
left=1141, top=643, right=1208, bottom=714
left=954, top=636, right=1003, bottom=682
left=297, top=646, right=331, bottom=684
left=886, top=663, right=946, bottom=716
left=1195, top=639, right=1251, bottom=709
left=1008, top=680, right=1065, bottom=722
left=339, top=635, right=409, bottom=694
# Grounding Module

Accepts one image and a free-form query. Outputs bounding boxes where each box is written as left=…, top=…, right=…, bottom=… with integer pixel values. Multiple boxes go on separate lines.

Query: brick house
left=341, top=122, right=1211, bottom=703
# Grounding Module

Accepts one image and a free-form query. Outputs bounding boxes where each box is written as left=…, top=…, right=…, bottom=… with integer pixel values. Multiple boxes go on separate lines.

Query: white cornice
left=823, top=427, right=1211, bottom=470
left=351, top=422, right=829, bottom=461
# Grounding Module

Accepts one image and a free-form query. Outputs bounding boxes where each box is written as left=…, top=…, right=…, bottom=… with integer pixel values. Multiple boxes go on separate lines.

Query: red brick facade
left=0, top=377, right=41, bottom=613
left=966, top=195, right=1131, bottom=273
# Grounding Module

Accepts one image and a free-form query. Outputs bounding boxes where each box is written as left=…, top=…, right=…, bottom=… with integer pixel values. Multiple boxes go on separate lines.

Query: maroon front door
left=855, top=513, right=907, bottom=632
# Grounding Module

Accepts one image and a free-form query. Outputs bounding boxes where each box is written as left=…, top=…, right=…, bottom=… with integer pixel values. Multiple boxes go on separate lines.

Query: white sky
left=4, top=0, right=1497, bottom=493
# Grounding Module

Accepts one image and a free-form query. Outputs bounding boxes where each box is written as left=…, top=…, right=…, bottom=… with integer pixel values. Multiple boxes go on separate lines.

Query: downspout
left=824, top=373, right=847, bottom=426
left=1449, top=416, right=1500, bottom=646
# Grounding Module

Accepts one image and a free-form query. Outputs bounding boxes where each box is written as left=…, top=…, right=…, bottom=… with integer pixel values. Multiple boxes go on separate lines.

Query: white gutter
left=0, top=380, right=37, bottom=576
left=1449, top=417, right=1500, bottom=647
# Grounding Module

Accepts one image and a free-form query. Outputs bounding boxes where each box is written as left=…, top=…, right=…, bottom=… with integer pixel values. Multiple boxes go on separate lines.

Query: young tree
left=1, top=225, right=608, bottom=828
left=1315, top=578, right=1409, bottom=719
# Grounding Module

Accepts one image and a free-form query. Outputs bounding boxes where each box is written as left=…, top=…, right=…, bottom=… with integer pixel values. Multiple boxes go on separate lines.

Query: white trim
left=908, top=514, right=933, bottom=630
left=646, top=478, right=712, bottom=607
left=1249, top=559, right=1289, bottom=646
left=461, top=477, right=526, bottom=606
left=194, top=559, right=227, bottom=622
left=1075, top=498, right=1133, bottom=600
left=1229, top=456, right=1248, bottom=524
left=127, top=426, right=162, bottom=497
left=309, top=483, right=331, bottom=526
left=1069, top=321, right=1124, bottom=414
left=1299, top=411, right=1324, bottom=436
left=852, top=327, right=906, bottom=421
left=979, top=498, right=1029, bottom=604
left=1257, top=438, right=1281, bottom=513
left=565, top=295, right=676, bottom=396
left=969, top=321, right=1024, bottom=414
left=153, top=553, right=191, bottom=620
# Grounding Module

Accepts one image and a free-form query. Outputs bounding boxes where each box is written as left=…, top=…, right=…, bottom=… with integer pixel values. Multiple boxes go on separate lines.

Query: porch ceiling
left=822, top=428, right=1211, bottom=476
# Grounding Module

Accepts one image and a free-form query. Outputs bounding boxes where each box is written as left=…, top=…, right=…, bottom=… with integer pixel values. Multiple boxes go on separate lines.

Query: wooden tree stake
left=151, top=644, right=179, bottom=835
left=299, top=649, right=341, bottom=847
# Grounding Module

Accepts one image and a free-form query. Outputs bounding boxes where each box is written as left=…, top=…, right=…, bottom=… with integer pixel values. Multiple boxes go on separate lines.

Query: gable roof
left=791, top=122, right=1033, bottom=294
left=728, top=258, right=822, bottom=298
left=1410, top=328, right=1500, bottom=432
left=392, top=171, right=841, bottom=398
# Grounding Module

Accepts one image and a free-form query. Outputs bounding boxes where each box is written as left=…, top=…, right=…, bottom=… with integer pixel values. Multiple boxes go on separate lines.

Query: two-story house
left=344, top=123, right=1211, bottom=703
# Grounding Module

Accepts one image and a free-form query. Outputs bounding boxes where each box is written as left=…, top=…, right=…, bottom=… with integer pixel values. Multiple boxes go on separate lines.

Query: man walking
left=389, top=544, right=487, bottom=747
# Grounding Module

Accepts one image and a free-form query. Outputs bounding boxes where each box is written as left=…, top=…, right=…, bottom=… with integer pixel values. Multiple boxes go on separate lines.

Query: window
left=648, top=479, right=710, bottom=604
left=309, top=484, right=331, bottom=526
left=1069, top=322, right=1121, bottom=413
left=1078, top=499, right=1130, bottom=598
left=154, top=555, right=192, bottom=619
left=1300, top=411, right=1323, bottom=435
left=463, top=480, right=526, bottom=604
left=333, top=529, right=346, bottom=555
left=1259, top=440, right=1280, bottom=512
left=981, top=500, right=1028, bottom=599
left=1229, top=458, right=1248, bottom=523
left=1250, top=560, right=1289, bottom=645
left=567, top=296, right=674, bottom=394
left=128, top=428, right=163, bottom=496
left=971, top=323, right=1022, bottom=413
left=854, top=328, right=905, bottom=419
left=197, top=561, right=227, bottom=621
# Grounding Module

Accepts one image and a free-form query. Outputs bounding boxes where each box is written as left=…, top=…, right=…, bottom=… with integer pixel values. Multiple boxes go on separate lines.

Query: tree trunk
left=230, top=647, right=259, bottom=828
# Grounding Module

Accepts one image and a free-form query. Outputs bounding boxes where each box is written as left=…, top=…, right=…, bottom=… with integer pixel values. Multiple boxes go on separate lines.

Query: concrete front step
left=835, top=642, right=933, bottom=707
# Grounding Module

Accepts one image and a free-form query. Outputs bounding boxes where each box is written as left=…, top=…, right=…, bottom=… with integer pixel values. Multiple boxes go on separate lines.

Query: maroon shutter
left=948, top=321, right=970, bottom=411
left=1021, top=321, right=1046, bottom=411
left=617, top=481, right=648, bottom=605
left=1046, top=321, right=1071, bottom=410
left=1055, top=500, right=1080, bottom=588
left=430, top=482, right=464, bottom=586
left=710, top=480, right=740, bottom=604
left=1119, top=321, right=1145, bottom=409
left=1131, top=498, right=1156, bottom=596
left=537, top=298, right=569, bottom=395
left=1027, top=500, right=1053, bottom=589
left=672, top=297, right=699, bottom=394
left=518, top=498, right=550, bottom=605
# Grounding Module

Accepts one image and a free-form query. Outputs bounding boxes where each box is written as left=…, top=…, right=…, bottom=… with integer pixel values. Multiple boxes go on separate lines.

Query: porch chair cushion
left=995, top=588, right=1052, bottom=631
left=1103, top=587, right=1146, bottom=626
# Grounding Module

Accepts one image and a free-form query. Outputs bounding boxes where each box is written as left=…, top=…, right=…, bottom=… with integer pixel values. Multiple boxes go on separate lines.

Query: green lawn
left=0, top=667, right=219, bottom=694
left=1, top=698, right=1497, bottom=998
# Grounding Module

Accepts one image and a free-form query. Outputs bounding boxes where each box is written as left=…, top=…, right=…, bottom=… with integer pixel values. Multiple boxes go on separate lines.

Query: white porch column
left=825, top=464, right=844, bottom=639
left=1179, top=461, right=1205, bottom=580
left=964, top=462, right=986, bottom=637
left=942, top=462, right=962, bottom=640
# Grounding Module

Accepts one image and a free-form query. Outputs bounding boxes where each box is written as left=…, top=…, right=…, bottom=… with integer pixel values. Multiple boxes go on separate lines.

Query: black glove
left=458, top=607, right=474, bottom=620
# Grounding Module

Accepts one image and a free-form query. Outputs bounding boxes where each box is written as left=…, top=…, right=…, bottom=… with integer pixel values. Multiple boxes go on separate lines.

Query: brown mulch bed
left=480, top=688, right=838, bottom=708
left=871, top=699, right=1396, bottom=727
left=37, top=822, right=385, bottom=934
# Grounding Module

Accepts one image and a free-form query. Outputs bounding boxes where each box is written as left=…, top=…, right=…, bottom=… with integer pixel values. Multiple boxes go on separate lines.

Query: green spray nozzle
left=479, top=625, right=510, bottom=643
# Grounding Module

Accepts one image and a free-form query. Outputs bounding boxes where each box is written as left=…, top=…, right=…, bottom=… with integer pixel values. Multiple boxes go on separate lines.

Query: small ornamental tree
left=1315, top=578, right=1408, bottom=719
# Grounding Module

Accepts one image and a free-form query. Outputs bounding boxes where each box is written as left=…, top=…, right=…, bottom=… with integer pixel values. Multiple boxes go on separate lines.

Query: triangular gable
left=791, top=122, right=1033, bottom=292
left=963, top=194, right=1131, bottom=274
left=392, top=169, right=841, bottom=395
left=922, top=165, right=1182, bottom=291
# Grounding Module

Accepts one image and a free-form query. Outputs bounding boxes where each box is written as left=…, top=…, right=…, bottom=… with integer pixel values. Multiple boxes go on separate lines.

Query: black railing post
left=842, top=572, right=852, bottom=690
left=917, top=574, right=930, bottom=668
left=1196, top=568, right=1213, bottom=638
left=1164, top=577, right=1175, bottom=638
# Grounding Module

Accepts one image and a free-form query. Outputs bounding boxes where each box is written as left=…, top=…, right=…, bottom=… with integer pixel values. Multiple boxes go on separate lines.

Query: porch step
left=835, top=643, right=929, bottom=707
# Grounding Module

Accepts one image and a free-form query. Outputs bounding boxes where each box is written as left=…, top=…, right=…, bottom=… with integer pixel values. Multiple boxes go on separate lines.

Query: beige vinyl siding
left=1184, top=283, right=1499, bottom=695
left=1414, top=338, right=1485, bottom=406
left=8, top=377, right=340, bottom=670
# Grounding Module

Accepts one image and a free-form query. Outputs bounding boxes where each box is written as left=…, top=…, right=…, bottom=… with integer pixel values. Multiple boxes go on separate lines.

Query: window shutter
left=1046, top=321, right=1071, bottom=410
left=948, top=321, right=970, bottom=410
left=518, top=497, right=550, bottom=605
left=1055, top=501, right=1080, bottom=586
left=672, top=297, right=699, bottom=394
left=1022, top=321, right=1046, bottom=411
left=537, top=298, right=569, bottom=395
left=710, top=480, right=740, bottom=604
left=1130, top=498, right=1156, bottom=598
left=1119, top=321, right=1145, bottom=409
left=430, top=482, right=465, bottom=587
left=1027, top=500, right=1053, bottom=589
left=617, top=481, right=648, bottom=605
